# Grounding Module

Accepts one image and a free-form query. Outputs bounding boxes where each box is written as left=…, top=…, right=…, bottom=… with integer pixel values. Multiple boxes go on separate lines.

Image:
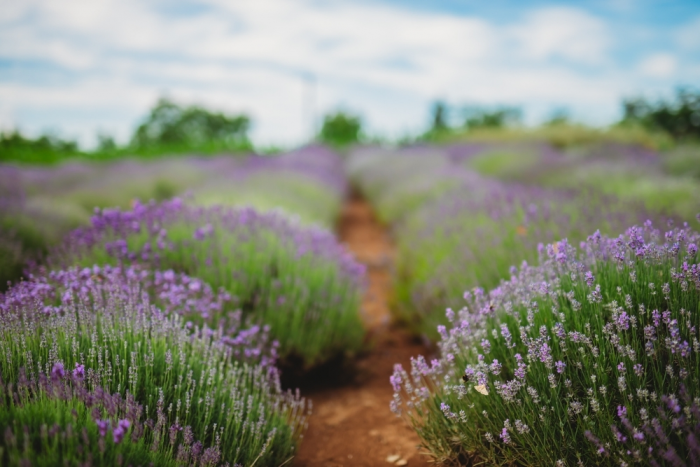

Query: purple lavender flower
left=96, top=420, right=110, bottom=438
left=555, top=360, right=566, bottom=374
left=617, top=405, right=627, bottom=419
left=390, top=371, right=402, bottom=392
left=112, top=427, right=126, bottom=444
left=49, top=199, right=366, bottom=366
left=633, top=364, right=644, bottom=376
left=500, top=427, right=511, bottom=444
left=51, top=362, right=65, bottom=380
left=616, top=312, right=630, bottom=331
left=72, top=363, right=85, bottom=379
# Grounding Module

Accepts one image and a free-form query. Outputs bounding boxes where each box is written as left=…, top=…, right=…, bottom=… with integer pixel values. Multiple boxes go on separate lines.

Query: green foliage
left=0, top=215, right=49, bottom=291
left=463, top=106, right=522, bottom=130
left=662, top=144, right=700, bottom=180
left=622, top=87, right=700, bottom=140
left=466, top=150, right=541, bottom=179
left=544, top=108, right=571, bottom=126
left=319, top=111, right=362, bottom=146
left=0, top=131, right=80, bottom=164
left=431, top=101, right=450, bottom=133
left=0, top=99, right=253, bottom=165
left=193, top=172, right=343, bottom=228
left=471, top=151, right=700, bottom=221
left=437, top=123, right=671, bottom=151
left=0, top=399, right=161, bottom=466
left=131, top=98, right=252, bottom=153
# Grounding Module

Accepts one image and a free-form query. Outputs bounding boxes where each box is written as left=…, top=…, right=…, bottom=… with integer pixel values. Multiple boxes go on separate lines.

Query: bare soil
left=293, top=193, right=432, bottom=467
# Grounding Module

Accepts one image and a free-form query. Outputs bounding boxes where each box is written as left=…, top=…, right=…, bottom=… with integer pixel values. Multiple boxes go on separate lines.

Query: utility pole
left=302, top=71, right=316, bottom=143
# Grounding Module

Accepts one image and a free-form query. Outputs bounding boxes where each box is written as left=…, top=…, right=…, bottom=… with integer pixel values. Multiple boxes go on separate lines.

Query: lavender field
left=1, top=138, right=699, bottom=466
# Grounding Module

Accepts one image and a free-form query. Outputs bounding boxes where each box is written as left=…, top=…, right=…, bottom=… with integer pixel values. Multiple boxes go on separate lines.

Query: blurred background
left=1, top=0, right=699, bottom=151
left=1, top=0, right=699, bottom=289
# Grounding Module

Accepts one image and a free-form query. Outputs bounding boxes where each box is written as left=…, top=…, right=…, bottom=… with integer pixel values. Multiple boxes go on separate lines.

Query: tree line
left=1, top=87, right=698, bottom=163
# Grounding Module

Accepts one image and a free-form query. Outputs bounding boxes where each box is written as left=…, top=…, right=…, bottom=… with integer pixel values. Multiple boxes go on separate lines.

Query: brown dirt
left=294, top=193, right=433, bottom=467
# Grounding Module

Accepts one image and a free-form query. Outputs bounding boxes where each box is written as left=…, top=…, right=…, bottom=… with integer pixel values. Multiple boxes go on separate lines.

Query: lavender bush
left=348, top=145, right=662, bottom=340
left=193, top=145, right=348, bottom=228
left=0, top=266, right=308, bottom=466
left=394, top=183, right=660, bottom=340
left=463, top=142, right=700, bottom=221
left=49, top=199, right=365, bottom=368
left=346, top=146, right=471, bottom=224
left=0, top=145, right=348, bottom=289
left=391, top=220, right=700, bottom=466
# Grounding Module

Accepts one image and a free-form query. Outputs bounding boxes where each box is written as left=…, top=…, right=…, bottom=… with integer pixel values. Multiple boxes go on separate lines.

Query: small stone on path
left=386, top=454, right=400, bottom=463
left=396, top=459, right=408, bottom=466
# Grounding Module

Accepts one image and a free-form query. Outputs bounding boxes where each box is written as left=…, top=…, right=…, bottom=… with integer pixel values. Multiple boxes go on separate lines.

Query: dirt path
left=294, top=193, right=432, bottom=467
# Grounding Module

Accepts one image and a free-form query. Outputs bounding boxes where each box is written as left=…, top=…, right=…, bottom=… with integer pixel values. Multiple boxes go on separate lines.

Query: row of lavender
left=348, top=143, right=700, bottom=464
left=1, top=147, right=364, bottom=465
left=1, top=145, right=347, bottom=289
left=392, top=220, right=700, bottom=466
left=347, top=144, right=663, bottom=339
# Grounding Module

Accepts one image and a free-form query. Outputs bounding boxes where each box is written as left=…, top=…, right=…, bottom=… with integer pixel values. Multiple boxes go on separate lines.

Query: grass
left=193, top=171, right=343, bottom=228
left=462, top=143, right=700, bottom=221
left=433, top=123, right=674, bottom=151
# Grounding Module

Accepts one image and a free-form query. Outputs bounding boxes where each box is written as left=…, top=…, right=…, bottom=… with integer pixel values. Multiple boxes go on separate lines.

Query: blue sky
left=1, top=0, right=699, bottom=148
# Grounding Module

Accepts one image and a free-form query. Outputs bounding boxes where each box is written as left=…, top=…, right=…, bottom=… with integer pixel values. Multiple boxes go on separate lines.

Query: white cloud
left=638, top=53, right=677, bottom=78
left=0, top=0, right=689, bottom=146
left=676, top=16, right=700, bottom=50
left=509, top=7, right=610, bottom=65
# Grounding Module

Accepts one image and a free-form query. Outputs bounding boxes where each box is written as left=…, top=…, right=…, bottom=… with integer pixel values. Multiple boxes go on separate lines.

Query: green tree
left=319, top=111, right=362, bottom=145
left=130, top=98, right=251, bottom=152
left=463, top=106, right=521, bottom=130
left=621, top=87, right=700, bottom=140
left=431, top=101, right=449, bottom=133
left=0, top=131, right=80, bottom=164
left=544, top=107, right=571, bottom=126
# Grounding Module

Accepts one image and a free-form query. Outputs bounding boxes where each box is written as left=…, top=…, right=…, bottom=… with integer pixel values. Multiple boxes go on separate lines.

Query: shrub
left=0, top=266, right=307, bottom=466
left=319, top=111, right=362, bottom=146
left=622, top=87, right=700, bottom=141
left=49, top=199, right=366, bottom=368
left=130, top=98, right=252, bottom=154
left=0, top=131, right=80, bottom=164
left=391, top=220, right=700, bottom=466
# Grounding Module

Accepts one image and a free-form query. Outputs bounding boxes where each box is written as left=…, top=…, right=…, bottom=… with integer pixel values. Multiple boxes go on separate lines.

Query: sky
left=1, top=0, right=699, bottom=148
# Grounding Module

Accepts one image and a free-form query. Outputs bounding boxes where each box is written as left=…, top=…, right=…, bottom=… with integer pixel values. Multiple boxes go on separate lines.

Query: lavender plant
left=49, top=199, right=365, bottom=368
left=463, top=142, right=700, bottom=221
left=346, top=146, right=469, bottom=224
left=348, top=145, right=666, bottom=340
left=391, top=220, right=700, bottom=466
left=394, top=184, right=659, bottom=340
left=193, top=145, right=349, bottom=228
left=0, top=267, right=308, bottom=466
